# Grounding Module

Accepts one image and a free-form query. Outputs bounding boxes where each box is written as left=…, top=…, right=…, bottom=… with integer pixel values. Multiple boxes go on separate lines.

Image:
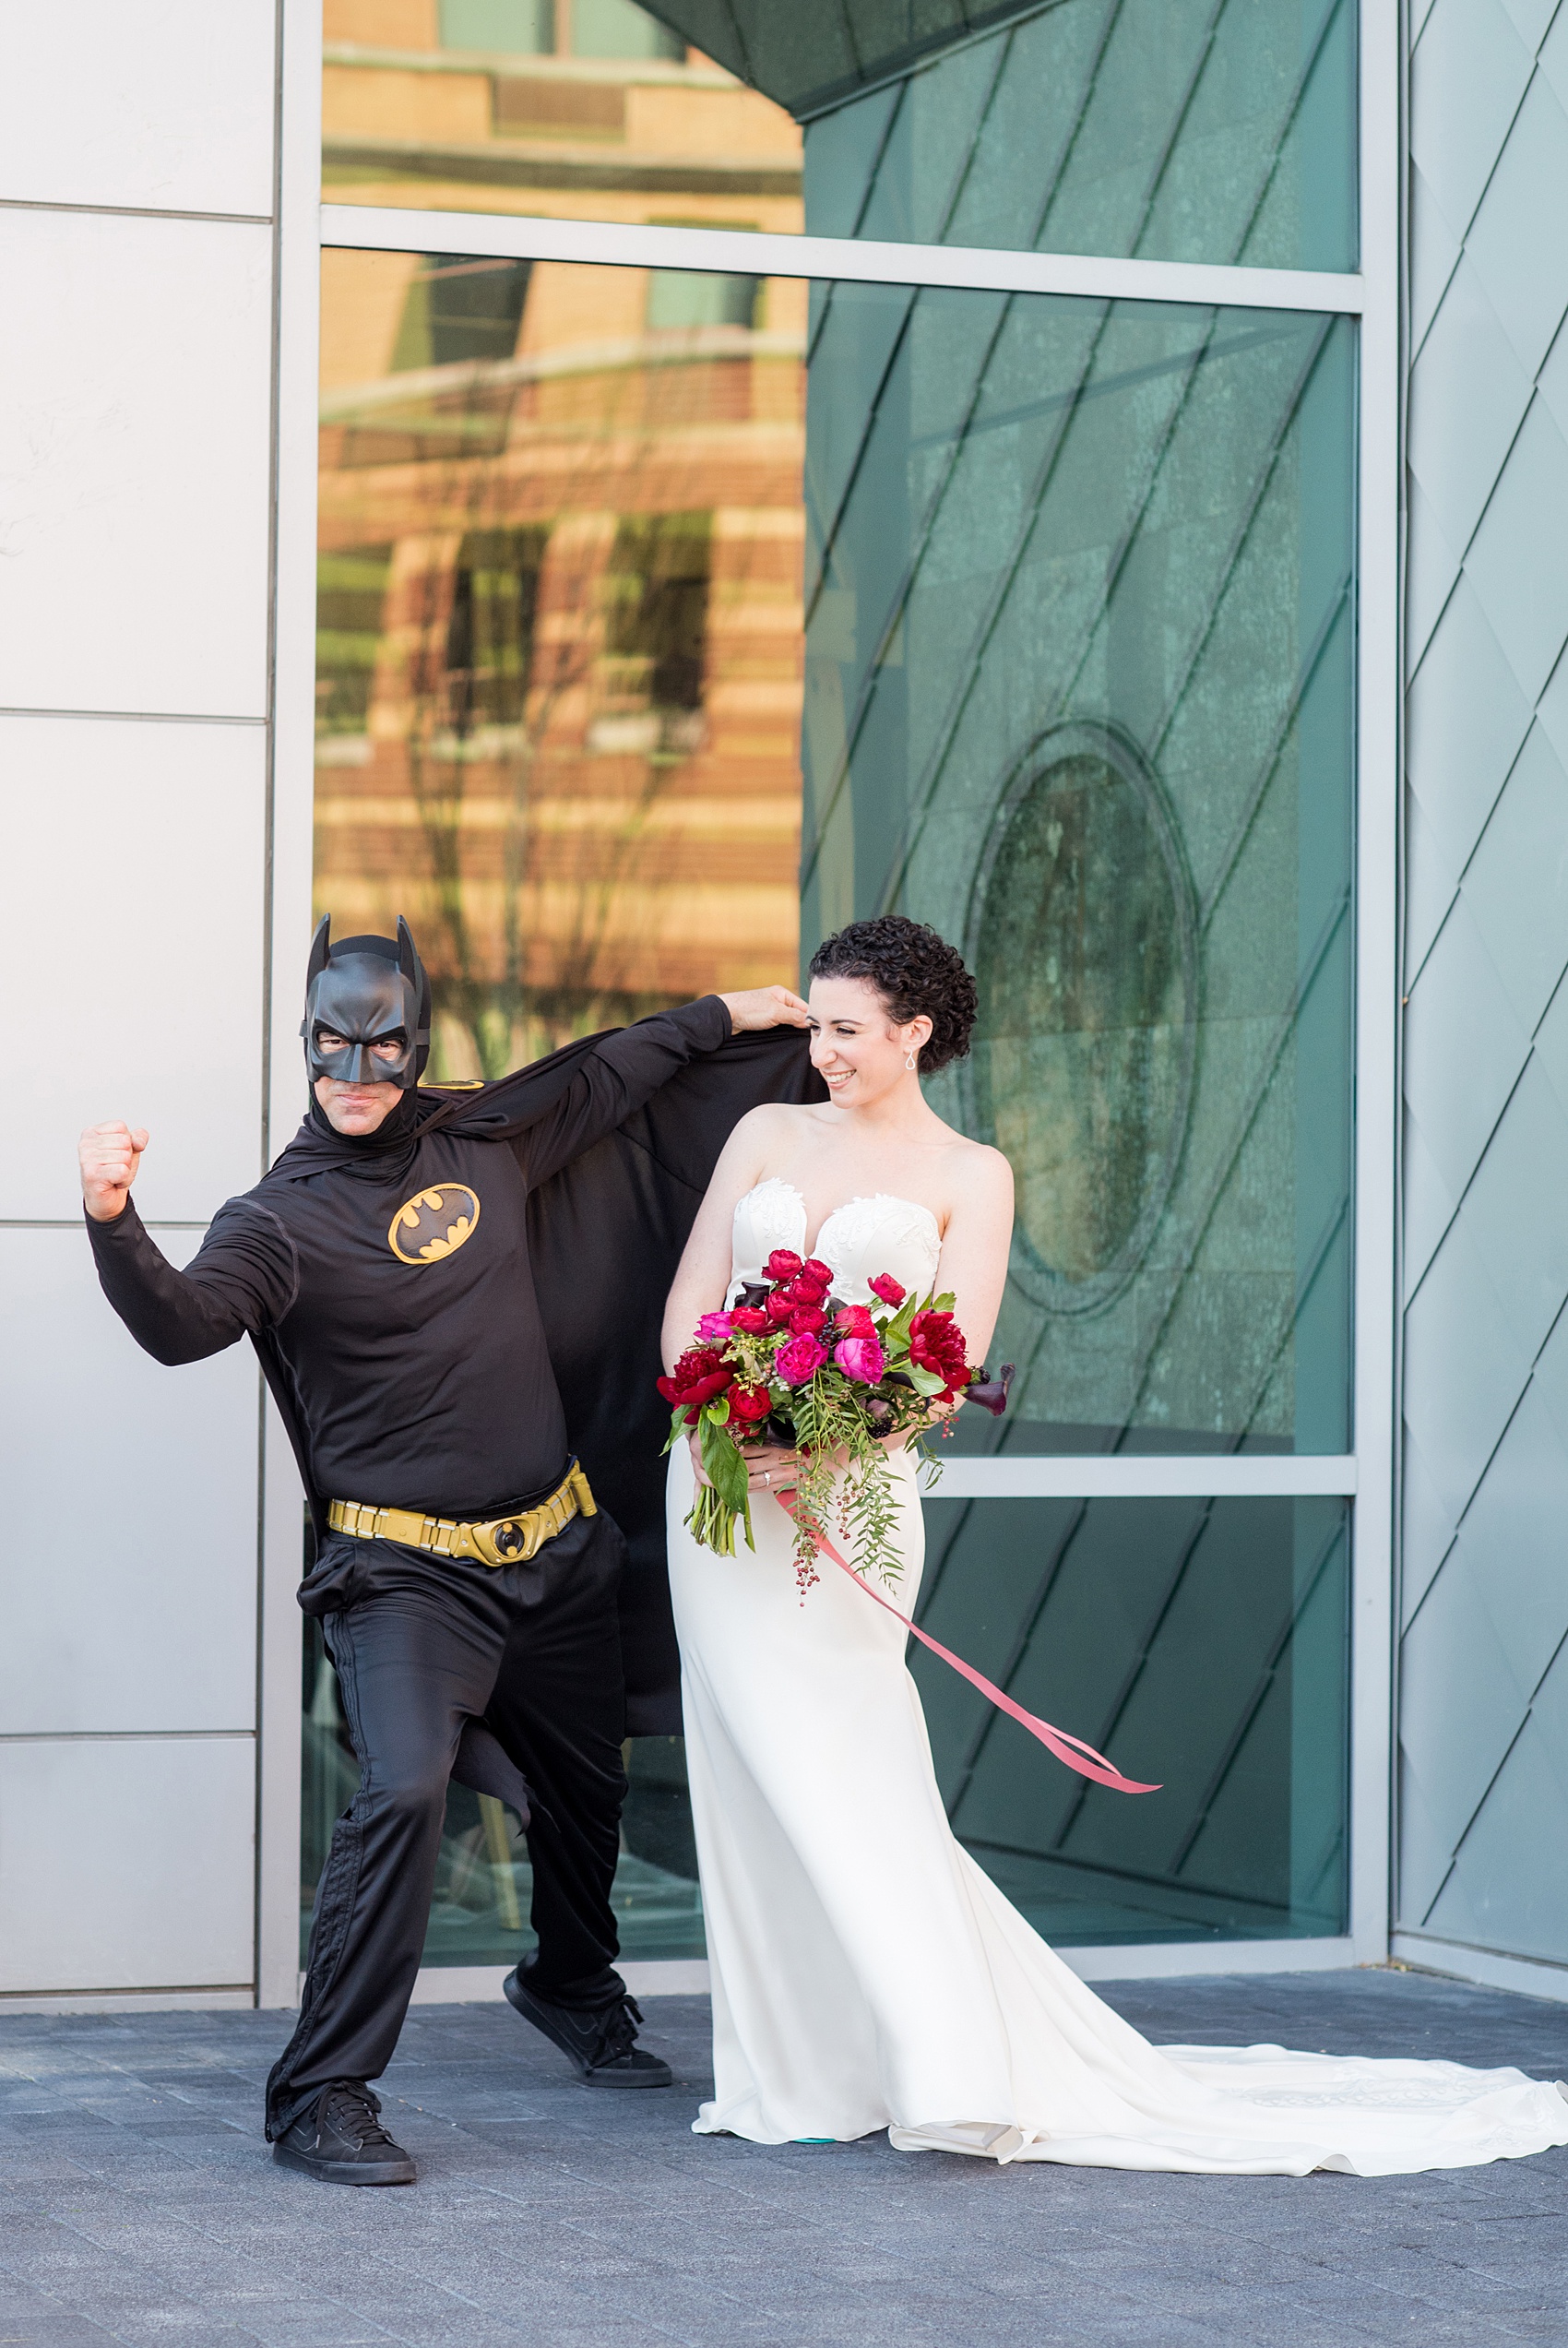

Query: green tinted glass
left=302, top=1620, right=706, bottom=1965
left=803, top=0, right=1356, bottom=270
left=801, top=283, right=1355, bottom=1455
left=916, top=1496, right=1349, bottom=1942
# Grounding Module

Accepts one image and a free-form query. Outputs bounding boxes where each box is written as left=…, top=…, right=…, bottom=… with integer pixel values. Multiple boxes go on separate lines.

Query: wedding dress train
left=664, top=1179, right=1568, bottom=2175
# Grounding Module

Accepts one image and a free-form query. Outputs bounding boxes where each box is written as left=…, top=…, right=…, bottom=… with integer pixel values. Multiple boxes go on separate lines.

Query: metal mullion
left=1350, top=0, right=1400, bottom=1972
left=319, top=204, right=1365, bottom=316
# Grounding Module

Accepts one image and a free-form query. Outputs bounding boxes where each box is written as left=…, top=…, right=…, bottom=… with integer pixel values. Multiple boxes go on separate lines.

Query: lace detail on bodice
left=729, top=1176, right=942, bottom=1308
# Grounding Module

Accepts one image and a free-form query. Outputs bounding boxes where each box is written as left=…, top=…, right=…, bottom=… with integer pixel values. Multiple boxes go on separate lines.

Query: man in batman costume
left=79, top=916, right=821, bottom=2186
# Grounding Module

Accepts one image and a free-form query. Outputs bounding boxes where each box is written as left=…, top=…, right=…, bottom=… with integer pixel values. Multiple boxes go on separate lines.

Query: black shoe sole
left=273, top=2142, right=416, bottom=2186
left=504, top=1969, right=673, bottom=2088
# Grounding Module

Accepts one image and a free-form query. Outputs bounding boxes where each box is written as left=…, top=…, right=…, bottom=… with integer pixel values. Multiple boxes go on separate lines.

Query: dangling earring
left=905, top=1048, right=918, bottom=1071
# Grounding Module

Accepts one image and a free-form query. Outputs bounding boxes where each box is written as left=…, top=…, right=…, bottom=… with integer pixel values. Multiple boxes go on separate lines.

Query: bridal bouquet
left=659, top=1247, right=1012, bottom=1591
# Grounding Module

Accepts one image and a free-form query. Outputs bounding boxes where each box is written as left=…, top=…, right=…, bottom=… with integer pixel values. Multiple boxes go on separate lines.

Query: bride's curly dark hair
left=808, top=915, right=978, bottom=1074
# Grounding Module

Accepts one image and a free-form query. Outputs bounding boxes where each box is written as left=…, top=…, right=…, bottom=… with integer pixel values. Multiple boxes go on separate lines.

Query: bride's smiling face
left=807, top=975, right=933, bottom=1107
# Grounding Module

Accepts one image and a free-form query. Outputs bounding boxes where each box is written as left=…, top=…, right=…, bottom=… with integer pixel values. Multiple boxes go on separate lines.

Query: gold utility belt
left=327, top=1461, right=596, bottom=1569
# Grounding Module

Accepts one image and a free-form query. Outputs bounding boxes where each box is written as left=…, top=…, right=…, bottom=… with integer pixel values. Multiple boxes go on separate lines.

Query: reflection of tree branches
left=395, top=370, right=689, bottom=1078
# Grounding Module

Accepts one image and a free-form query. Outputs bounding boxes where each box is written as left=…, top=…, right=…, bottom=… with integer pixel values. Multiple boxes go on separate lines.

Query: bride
left=660, top=913, right=1568, bottom=2176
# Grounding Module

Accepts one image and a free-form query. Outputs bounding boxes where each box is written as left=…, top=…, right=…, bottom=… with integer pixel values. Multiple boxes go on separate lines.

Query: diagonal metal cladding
left=635, top=0, right=1047, bottom=116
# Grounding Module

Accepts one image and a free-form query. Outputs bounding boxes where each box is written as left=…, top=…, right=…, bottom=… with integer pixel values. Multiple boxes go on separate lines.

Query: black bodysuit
left=88, top=996, right=733, bottom=1528
left=86, top=996, right=817, bottom=2135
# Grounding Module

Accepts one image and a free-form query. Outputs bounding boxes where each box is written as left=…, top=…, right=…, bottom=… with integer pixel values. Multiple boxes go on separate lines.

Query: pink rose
left=766, top=1248, right=803, bottom=1281
left=696, top=1311, right=733, bottom=1342
left=834, top=1334, right=885, bottom=1385
left=776, top=1331, right=828, bottom=1386
left=868, top=1273, right=906, bottom=1306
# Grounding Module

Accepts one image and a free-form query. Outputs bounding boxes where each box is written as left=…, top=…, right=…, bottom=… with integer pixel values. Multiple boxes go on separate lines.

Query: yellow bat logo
left=387, top=1183, right=481, bottom=1264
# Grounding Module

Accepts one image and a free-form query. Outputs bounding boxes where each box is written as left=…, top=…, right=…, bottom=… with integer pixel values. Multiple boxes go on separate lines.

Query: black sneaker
left=504, top=1969, right=672, bottom=2088
left=272, top=2080, right=416, bottom=2185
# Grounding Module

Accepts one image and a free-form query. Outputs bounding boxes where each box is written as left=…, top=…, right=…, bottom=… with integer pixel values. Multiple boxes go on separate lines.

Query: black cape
left=257, top=1020, right=825, bottom=1734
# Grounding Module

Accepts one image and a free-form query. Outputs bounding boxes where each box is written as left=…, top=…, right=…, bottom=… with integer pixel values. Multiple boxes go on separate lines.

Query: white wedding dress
left=664, top=1178, right=1568, bottom=2175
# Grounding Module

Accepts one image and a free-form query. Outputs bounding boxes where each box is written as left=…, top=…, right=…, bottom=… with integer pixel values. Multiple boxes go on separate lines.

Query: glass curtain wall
left=305, top=0, right=1360, bottom=1964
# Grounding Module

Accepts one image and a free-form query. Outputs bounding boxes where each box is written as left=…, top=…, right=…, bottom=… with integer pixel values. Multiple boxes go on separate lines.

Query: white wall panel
left=0, top=715, right=266, bottom=1221
left=0, top=1735, right=254, bottom=1992
left=0, top=3, right=277, bottom=219
left=0, top=210, right=272, bottom=718
left=0, top=1229, right=257, bottom=1736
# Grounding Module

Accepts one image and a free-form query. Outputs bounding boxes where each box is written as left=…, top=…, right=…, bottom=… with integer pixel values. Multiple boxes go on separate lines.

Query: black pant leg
left=484, top=1508, right=629, bottom=2008
left=265, top=1564, right=504, bottom=2137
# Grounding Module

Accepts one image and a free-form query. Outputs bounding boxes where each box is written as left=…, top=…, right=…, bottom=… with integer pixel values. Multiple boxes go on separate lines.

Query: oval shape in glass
left=967, top=726, right=1197, bottom=1316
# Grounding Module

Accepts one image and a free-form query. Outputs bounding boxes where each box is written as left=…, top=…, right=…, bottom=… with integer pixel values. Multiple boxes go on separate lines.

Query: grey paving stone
left=1, top=1974, right=1567, bottom=2347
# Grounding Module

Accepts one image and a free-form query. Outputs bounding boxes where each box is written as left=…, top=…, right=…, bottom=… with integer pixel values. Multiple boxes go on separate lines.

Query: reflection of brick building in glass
left=315, top=1, right=804, bottom=1075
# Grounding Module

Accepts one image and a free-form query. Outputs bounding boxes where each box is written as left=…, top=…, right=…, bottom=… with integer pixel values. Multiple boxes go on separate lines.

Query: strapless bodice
left=729, top=1176, right=942, bottom=1307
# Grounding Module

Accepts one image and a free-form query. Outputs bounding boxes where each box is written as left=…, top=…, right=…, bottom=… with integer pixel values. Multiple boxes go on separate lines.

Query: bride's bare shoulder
left=937, top=1126, right=1014, bottom=1202
left=719, top=1100, right=821, bottom=1168
left=731, top=1100, right=823, bottom=1141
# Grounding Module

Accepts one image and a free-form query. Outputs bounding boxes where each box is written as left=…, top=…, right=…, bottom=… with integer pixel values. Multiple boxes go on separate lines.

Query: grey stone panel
left=1410, top=0, right=1533, bottom=239
left=1463, top=71, right=1568, bottom=376
left=1402, top=0, right=1568, bottom=1967
left=1406, top=577, right=1530, bottom=878
left=1461, top=724, right=1568, bottom=1034
left=1408, top=259, right=1533, bottom=557
left=1466, top=399, right=1568, bottom=702
left=1402, top=892, right=1529, bottom=1207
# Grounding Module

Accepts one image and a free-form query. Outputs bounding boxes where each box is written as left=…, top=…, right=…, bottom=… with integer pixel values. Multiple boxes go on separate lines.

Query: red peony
left=727, top=1383, right=773, bottom=1425
left=730, top=1305, right=769, bottom=1331
left=765, top=1289, right=796, bottom=1324
left=868, top=1273, right=906, bottom=1306
left=909, top=1308, right=972, bottom=1402
left=803, top=1257, right=834, bottom=1285
left=766, top=1248, right=803, bottom=1281
left=656, top=1346, right=733, bottom=1421
left=835, top=1303, right=876, bottom=1336
left=788, top=1303, right=827, bottom=1335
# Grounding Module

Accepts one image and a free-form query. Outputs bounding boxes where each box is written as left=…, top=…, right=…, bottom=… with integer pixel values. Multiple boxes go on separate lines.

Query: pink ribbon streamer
left=777, top=1492, right=1160, bottom=1794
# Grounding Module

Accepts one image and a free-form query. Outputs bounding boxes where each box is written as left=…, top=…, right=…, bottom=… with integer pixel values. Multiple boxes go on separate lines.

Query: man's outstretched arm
left=515, top=987, right=810, bottom=1189
left=80, top=1121, right=298, bottom=1365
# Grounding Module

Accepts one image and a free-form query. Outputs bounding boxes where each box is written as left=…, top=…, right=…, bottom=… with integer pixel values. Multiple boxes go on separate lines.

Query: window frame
left=257, top=0, right=1398, bottom=2003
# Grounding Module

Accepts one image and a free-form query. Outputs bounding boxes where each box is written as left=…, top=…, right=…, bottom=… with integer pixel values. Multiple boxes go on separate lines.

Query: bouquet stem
left=685, top=1478, right=753, bottom=1556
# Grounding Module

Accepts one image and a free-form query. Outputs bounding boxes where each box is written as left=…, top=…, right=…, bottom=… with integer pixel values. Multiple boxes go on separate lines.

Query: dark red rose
left=730, top=1305, right=769, bottom=1332
left=789, top=1304, right=827, bottom=1335
left=765, top=1289, right=796, bottom=1324
left=868, top=1273, right=906, bottom=1306
left=835, top=1303, right=876, bottom=1336
left=728, top=1383, right=773, bottom=1424
left=766, top=1248, right=803, bottom=1281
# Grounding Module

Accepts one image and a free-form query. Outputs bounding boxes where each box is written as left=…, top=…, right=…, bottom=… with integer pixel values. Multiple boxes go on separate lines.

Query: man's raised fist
left=79, top=1121, right=148, bottom=1223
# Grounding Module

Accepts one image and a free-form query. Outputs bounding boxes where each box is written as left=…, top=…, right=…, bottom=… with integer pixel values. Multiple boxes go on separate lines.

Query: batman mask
left=302, top=915, right=431, bottom=1091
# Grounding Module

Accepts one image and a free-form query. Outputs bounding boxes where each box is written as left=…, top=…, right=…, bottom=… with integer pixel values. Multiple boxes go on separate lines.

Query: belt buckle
left=472, top=1514, right=533, bottom=1567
